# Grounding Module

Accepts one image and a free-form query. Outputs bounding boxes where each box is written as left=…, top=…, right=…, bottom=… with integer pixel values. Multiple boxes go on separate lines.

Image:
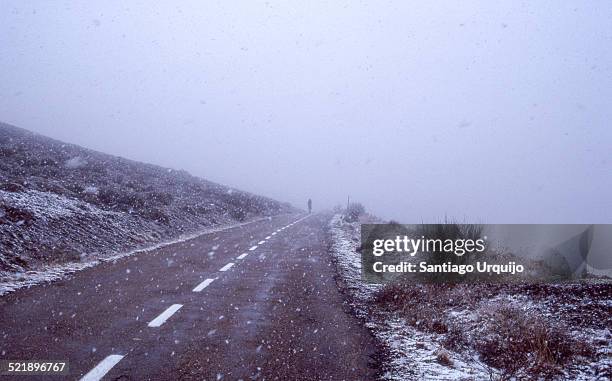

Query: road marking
left=80, top=354, right=125, bottom=381
left=265, top=236, right=271, bottom=239
left=258, top=240, right=265, bottom=245
left=249, top=245, right=257, bottom=251
left=148, top=304, right=183, bottom=327
left=193, top=278, right=215, bottom=292
left=219, top=262, right=234, bottom=272
left=237, top=253, right=248, bottom=260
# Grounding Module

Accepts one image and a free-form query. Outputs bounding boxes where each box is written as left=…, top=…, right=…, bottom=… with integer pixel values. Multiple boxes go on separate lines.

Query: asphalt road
left=0, top=213, right=377, bottom=380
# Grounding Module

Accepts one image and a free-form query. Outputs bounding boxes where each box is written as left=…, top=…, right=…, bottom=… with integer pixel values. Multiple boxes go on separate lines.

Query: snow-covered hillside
left=0, top=123, right=294, bottom=283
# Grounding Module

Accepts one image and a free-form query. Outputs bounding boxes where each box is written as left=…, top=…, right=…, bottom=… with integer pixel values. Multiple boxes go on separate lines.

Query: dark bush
left=147, top=191, right=174, bottom=206
left=34, top=245, right=81, bottom=263
left=142, top=207, right=170, bottom=224
left=474, top=305, right=593, bottom=377
left=1, top=206, right=35, bottom=225
left=229, top=207, right=247, bottom=221
left=97, top=186, right=121, bottom=206
left=443, top=323, right=468, bottom=350
left=415, top=222, right=486, bottom=283
left=0, top=182, right=25, bottom=192
left=345, top=202, right=365, bottom=222
left=375, top=282, right=596, bottom=378
left=374, top=283, right=453, bottom=333
left=98, top=187, right=146, bottom=211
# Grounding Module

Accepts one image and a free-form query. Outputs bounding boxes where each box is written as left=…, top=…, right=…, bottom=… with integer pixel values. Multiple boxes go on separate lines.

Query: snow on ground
left=1, top=123, right=294, bottom=293
left=0, top=215, right=268, bottom=296
left=328, top=214, right=490, bottom=380
left=1, top=189, right=122, bottom=221
left=328, top=214, right=612, bottom=380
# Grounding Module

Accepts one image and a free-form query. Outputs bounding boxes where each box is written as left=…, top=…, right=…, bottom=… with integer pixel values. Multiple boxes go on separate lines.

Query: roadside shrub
left=474, top=304, right=593, bottom=377
left=345, top=202, right=365, bottom=222
left=374, top=283, right=453, bottom=333
left=417, top=222, right=484, bottom=242
left=415, top=222, right=486, bottom=283
left=375, top=281, right=599, bottom=378
left=443, top=323, right=468, bottom=351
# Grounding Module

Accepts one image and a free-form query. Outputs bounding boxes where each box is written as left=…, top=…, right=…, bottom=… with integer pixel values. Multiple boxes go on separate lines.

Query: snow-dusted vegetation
left=0, top=123, right=293, bottom=290
left=328, top=214, right=611, bottom=380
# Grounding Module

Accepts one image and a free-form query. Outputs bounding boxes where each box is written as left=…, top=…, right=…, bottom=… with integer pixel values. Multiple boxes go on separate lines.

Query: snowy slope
left=0, top=122, right=294, bottom=279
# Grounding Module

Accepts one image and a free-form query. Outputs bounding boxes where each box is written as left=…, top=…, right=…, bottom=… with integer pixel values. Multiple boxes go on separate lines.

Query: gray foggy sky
left=1, top=1, right=611, bottom=222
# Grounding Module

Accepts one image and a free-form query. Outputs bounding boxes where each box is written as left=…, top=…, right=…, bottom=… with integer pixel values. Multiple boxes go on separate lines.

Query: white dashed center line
left=193, top=278, right=215, bottom=292
left=148, top=304, right=183, bottom=327
left=80, top=354, right=125, bottom=381
left=77, top=215, right=313, bottom=380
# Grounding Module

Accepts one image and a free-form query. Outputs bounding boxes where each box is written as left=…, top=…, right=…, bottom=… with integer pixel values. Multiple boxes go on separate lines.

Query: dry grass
left=373, top=282, right=600, bottom=378
left=474, top=304, right=593, bottom=377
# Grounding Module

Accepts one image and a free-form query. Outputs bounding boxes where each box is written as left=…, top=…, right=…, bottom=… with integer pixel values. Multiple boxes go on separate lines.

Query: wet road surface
left=0, top=213, right=377, bottom=380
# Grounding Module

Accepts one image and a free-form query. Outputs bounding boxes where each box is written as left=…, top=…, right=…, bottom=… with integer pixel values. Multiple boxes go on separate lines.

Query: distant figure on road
left=308, top=198, right=312, bottom=214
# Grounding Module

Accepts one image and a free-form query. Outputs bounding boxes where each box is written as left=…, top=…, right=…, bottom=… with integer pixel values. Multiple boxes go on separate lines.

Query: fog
left=1, top=1, right=611, bottom=223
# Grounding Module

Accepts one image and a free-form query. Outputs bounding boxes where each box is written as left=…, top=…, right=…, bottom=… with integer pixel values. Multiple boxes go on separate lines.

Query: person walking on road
left=308, top=198, right=312, bottom=214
